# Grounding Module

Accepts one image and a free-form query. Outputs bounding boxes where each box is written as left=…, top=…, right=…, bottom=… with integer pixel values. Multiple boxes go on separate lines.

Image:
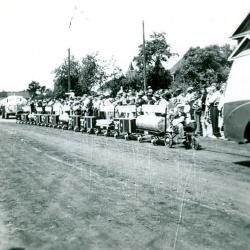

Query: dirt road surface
left=0, top=118, right=250, bottom=250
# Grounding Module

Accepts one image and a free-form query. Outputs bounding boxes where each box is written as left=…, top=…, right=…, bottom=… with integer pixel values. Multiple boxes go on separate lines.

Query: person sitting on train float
left=168, top=98, right=194, bottom=143
left=168, top=103, right=186, bottom=141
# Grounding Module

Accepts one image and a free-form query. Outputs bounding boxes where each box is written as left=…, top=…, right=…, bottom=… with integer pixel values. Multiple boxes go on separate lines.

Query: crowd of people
left=25, top=83, right=226, bottom=139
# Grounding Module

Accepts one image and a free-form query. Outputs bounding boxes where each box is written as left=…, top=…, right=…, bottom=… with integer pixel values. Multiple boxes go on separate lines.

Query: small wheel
left=95, top=129, right=101, bottom=136
left=104, top=130, right=109, bottom=137
left=168, top=138, right=174, bottom=148
left=151, top=138, right=157, bottom=146
left=192, top=137, right=200, bottom=150
left=184, top=134, right=192, bottom=149
left=138, top=136, right=143, bottom=143
left=114, top=133, right=119, bottom=139
left=62, top=125, right=68, bottom=130
left=124, top=134, right=129, bottom=141
left=165, top=134, right=173, bottom=147
left=74, top=127, right=79, bottom=132
left=87, top=128, right=94, bottom=134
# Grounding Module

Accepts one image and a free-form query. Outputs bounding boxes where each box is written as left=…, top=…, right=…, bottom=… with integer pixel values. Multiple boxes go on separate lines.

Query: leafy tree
left=53, top=56, right=81, bottom=98
left=147, top=57, right=173, bottom=90
left=35, top=85, right=53, bottom=99
left=133, top=32, right=175, bottom=90
left=27, top=81, right=41, bottom=98
left=78, top=54, right=107, bottom=94
left=100, top=75, right=126, bottom=97
left=134, top=32, right=175, bottom=69
left=44, top=88, right=54, bottom=99
left=173, top=44, right=233, bottom=90
left=101, top=61, right=145, bottom=96
left=0, top=91, right=7, bottom=98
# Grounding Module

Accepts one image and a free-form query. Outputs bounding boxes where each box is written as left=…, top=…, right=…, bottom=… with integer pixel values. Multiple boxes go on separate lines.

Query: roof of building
left=229, top=35, right=250, bottom=60
left=169, top=58, right=183, bottom=74
left=231, top=12, right=250, bottom=39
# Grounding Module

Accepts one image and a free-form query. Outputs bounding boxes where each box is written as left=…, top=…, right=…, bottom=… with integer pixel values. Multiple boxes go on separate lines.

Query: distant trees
left=173, top=44, right=233, bottom=90
left=27, top=81, right=53, bottom=99
left=78, top=54, right=107, bottom=94
left=53, top=56, right=81, bottom=98
left=27, top=81, right=41, bottom=98
left=53, top=54, right=110, bottom=97
left=0, top=90, right=7, bottom=98
left=133, top=32, right=176, bottom=90
left=27, top=81, right=50, bottom=99
left=50, top=38, right=233, bottom=98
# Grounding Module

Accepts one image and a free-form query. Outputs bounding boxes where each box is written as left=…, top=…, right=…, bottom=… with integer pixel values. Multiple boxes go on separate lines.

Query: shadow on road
left=234, top=161, right=250, bottom=168
left=203, top=148, right=250, bottom=159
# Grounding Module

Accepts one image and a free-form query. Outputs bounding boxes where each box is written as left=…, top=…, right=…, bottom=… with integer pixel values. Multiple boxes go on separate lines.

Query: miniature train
left=16, top=104, right=200, bottom=150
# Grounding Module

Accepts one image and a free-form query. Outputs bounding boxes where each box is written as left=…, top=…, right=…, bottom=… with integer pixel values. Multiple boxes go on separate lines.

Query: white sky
left=0, top=0, right=249, bottom=91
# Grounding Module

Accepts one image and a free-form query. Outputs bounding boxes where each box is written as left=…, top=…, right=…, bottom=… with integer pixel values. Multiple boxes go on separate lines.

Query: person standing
left=207, top=84, right=221, bottom=137
left=192, top=92, right=202, bottom=135
left=218, top=83, right=226, bottom=139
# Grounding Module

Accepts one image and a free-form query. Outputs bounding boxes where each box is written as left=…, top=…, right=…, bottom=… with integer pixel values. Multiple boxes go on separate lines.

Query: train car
left=80, top=115, right=97, bottom=134
left=41, top=106, right=53, bottom=127
left=136, top=104, right=167, bottom=143
left=34, top=107, right=43, bottom=125
left=224, top=12, right=250, bottom=143
left=49, top=103, right=61, bottom=128
left=95, top=105, right=115, bottom=136
left=18, top=105, right=31, bottom=124
left=58, top=105, right=71, bottom=130
left=69, top=114, right=81, bottom=132
left=114, top=105, right=137, bottom=139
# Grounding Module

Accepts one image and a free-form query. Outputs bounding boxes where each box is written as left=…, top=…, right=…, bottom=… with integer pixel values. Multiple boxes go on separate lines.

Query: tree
left=133, top=32, right=175, bottom=90
left=100, top=75, right=126, bottom=97
left=173, top=44, right=233, bottom=90
left=134, top=32, right=175, bottom=69
left=0, top=91, right=7, bottom=98
left=147, top=57, right=173, bottom=90
left=53, top=56, right=81, bottom=98
left=78, top=54, right=107, bottom=94
left=27, top=81, right=41, bottom=98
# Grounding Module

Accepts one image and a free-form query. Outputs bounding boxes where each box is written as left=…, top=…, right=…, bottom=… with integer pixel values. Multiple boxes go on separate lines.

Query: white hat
left=176, top=103, right=185, bottom=108
left=186, top=87, right=194, bottom=92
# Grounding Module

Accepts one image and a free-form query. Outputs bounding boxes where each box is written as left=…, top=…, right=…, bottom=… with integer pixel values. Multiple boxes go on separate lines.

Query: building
left=224, top=11, right=250, bottom=142
left=6, top=91, right=30, bottom=99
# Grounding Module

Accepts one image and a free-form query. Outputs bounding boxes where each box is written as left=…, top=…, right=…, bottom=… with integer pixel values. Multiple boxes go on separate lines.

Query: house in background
left=3, top=91, right=30, bottom=99
left=224, top=11, right=250, bottom=142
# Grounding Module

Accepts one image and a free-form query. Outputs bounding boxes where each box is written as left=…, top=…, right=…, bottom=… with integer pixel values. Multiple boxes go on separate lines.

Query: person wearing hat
left=158, top=91, right=171, bottom=111
left=203, top=85, right=216, bottom=137
left=169, top=103, right=186, bottom=141
left=119, top=92, right=127, bottom=106
left=192, top=91, right=203, bottom=135
left=175, top=88, right=185, bottom=105
left=145, top=89, right=155, bottom=105
left=127, top=89, right=136, bottom=105
left=153, top=93, right=161, bottom=105
left=207, top=84, right=221, bottom=138
left=135, top=90, right=146, bottom=107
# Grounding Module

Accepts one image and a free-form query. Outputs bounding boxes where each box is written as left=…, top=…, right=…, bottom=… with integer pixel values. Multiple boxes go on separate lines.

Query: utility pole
left=68, top=14, right=73, bottom=93
left=68, top=48, right=71, bottom=92
left=142, top=20, right=147, bottom=92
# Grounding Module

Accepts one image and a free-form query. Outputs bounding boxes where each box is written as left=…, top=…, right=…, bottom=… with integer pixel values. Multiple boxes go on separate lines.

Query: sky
left=0, top=0, right=249, bottom=91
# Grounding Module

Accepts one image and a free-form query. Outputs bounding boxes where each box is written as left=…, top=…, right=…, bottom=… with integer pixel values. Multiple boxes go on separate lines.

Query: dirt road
left=0, top=119, right=250, bottom=250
